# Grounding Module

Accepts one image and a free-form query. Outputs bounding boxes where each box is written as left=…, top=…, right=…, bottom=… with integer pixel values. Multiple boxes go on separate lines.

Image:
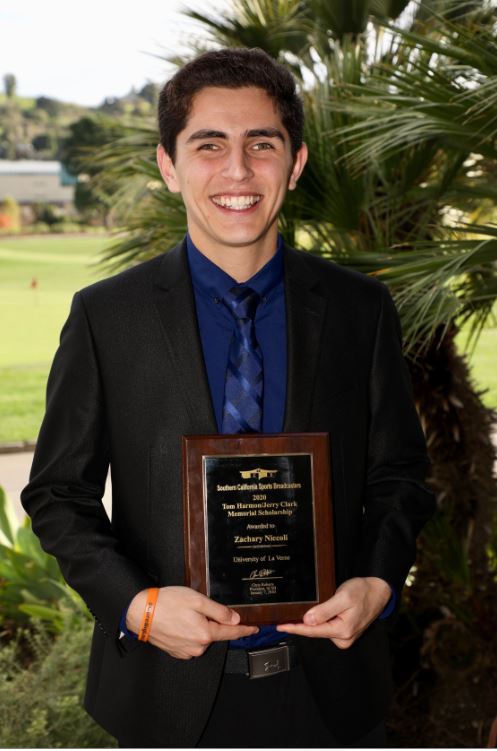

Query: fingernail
left=230, top=610, right=240, bottom=623
left=306, top=614, right=317, bottom=625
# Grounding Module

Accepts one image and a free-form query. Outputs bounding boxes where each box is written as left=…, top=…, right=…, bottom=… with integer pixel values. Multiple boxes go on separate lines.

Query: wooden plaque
left=182, top=433, right=335, bottom=625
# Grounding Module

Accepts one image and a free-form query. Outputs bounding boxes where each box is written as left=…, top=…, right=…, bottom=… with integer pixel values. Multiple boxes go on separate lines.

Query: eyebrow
left=186, top=127, right=286, bottom=143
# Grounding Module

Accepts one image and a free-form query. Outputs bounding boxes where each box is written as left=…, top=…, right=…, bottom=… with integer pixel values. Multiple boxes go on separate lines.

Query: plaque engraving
left=183, top=433, right=335, bottom=624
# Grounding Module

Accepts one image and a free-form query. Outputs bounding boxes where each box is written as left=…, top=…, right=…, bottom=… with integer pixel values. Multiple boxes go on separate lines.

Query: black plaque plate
left=183, top=433, right=335, bottom=624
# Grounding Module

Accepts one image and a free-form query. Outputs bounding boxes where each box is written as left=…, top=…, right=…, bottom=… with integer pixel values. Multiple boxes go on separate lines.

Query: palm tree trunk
left=387, top=327, right=497, bottom=746
left=408, top=323, right=497, bottom=622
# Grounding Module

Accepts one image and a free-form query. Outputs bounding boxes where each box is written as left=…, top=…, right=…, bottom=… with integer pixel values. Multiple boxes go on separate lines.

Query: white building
left=0, top=160, right=76, bottom=206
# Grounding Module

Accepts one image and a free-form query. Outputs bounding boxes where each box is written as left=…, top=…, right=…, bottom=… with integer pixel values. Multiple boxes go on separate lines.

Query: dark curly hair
left=158, top=48, right=304, bottom=162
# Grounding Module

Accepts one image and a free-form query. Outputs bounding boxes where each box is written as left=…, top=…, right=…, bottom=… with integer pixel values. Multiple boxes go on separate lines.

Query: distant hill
left=0, top=82, right=159, bottom=161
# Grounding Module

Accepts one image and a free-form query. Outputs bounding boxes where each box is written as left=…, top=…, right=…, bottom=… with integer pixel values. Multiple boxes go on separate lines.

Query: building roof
left=0, top=160, right=62, bottom=175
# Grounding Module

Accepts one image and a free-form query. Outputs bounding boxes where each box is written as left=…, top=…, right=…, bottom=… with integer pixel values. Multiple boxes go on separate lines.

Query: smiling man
left=22, top=48, right=434, bottom=748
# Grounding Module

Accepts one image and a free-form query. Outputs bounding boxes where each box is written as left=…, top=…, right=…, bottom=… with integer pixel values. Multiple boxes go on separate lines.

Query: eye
left=198, top=143, right=220, bottom=151
left=252, top=142, right=274, bottom=151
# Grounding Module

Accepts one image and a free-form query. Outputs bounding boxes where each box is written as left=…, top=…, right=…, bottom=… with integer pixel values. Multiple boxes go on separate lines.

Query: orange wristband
left=138, top=587, right=159, bottom=642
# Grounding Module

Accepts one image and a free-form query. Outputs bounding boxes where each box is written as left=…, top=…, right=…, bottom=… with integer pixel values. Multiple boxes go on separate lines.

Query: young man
left=22, top=48, right=434, bottom=747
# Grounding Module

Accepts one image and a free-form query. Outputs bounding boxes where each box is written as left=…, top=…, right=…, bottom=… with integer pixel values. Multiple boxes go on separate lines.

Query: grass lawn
left=456, top=324, right=497, bottom=411
left=0, top=235, right=110, bottom=442
left=0, top=234, right=496, bottom=443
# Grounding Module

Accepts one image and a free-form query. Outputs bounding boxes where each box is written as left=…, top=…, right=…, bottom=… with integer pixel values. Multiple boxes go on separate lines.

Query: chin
left=219, top=223, right=275, bottom=243
left=219, top=236, right=266, bottom=249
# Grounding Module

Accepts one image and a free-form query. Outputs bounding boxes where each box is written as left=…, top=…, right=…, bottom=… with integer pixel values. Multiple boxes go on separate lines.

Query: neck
left=187, top=228, right=278, bottom=282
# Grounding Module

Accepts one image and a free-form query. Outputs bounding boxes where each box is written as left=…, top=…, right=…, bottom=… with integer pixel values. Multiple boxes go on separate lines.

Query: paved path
left=0, top=451, right=112, bottom=525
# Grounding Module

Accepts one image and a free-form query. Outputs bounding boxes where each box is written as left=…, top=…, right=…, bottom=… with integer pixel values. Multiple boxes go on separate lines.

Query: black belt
left=224, top=640, right=299, bottom=679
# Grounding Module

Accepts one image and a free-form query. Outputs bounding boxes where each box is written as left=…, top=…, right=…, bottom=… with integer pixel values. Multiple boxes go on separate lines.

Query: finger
left=195, top=594, right=240, bottom=625
left=276, top=622, right=338, bottom=638
left=208, top=623, right=259, bottom=641
left=277, top=623, right=361, bottom=646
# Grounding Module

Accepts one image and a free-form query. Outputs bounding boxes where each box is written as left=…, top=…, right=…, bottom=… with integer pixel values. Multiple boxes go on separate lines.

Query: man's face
left=157, top=86, right=307, bottom=255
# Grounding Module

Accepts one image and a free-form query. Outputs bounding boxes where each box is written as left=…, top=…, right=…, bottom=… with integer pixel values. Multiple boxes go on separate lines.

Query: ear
left=288, top=142, right=308, bottom=191
left=157, top=144, right=180, bottom=193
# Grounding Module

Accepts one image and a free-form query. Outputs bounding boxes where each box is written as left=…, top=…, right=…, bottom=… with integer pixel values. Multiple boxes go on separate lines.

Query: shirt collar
left=186, top=233, right=284, bottom=303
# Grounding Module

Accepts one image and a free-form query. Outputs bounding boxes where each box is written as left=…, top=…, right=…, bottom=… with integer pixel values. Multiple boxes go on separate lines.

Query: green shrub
left=0, top=488, right=113, bottom=746
left=0, top=621, right=116, bottom=748
left=0, top=195, right=21, bottom=232
left=50, top=221, right=83, bottom=233
left=0, top=487, right=91, bottom=633
left=31, top=203, right=63, bottom=226
left=24, top=222, right=51, bottom=234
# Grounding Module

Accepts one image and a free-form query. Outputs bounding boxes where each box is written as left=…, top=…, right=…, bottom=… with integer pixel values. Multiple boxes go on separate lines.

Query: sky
left=0, top=0, right=228, bottom=106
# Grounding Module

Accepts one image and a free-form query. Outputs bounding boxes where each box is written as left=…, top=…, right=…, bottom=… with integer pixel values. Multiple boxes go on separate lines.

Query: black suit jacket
left=22, top=240, right=434, bottom=746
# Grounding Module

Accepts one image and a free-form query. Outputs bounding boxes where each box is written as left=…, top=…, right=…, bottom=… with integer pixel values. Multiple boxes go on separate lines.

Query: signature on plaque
left=249, top=568, right=276, bottom=579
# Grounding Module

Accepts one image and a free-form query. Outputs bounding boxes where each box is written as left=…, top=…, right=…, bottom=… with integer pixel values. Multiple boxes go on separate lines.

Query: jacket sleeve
left=356, top=283, right=436, bottom=598
left=21, top=292, right=154, bottom=638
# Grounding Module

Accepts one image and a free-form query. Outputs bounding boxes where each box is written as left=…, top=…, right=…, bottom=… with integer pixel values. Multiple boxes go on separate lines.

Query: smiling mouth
left=211, top=194, right=262, bottom=211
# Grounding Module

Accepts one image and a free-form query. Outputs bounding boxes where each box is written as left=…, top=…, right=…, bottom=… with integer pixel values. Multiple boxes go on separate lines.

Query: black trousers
left=119, top=663, right=386, bottom=748
left=197, top=664, right=386, bottom=748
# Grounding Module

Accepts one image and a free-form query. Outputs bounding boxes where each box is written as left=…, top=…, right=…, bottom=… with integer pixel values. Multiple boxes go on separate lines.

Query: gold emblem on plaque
left=239, top=468, right=279, bottom=480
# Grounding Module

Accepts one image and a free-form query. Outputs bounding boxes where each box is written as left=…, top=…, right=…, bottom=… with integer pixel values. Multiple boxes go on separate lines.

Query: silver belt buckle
left=247, top=644, right=290, bottom=679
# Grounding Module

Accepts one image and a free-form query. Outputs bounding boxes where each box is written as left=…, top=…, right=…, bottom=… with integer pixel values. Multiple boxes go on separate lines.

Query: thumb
left=303, top=591, right=346, bottom=626
left=196, top=594, right=240, bottom=625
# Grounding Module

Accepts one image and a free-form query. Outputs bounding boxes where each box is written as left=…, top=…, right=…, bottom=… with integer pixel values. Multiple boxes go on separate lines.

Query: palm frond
left=325, top=225, right=497, bottom=353
left=183, top=0, right=312, bottom=61
left=98, top=189, right=187, bottom=272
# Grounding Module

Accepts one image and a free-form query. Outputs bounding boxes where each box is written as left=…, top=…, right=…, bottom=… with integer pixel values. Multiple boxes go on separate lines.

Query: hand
left=276, top=576, right=392, bottom=650
left=127, top=586, right=258, bottom=659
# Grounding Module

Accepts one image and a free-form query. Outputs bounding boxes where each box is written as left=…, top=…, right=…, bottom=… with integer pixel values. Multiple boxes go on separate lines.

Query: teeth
left=212, top=195, right=261, bottom=210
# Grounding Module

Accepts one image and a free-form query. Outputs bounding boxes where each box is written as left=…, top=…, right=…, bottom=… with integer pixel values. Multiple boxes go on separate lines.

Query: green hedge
left=0, top=486, right=115, bottom=747
left=0, top=487, right=91, bottom=632
left=0, top=621, right=116, bottom=748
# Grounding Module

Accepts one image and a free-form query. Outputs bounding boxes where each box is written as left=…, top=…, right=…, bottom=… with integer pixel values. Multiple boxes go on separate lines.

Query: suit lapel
left=283, top=246, right=328, bottom=432
left=152, top=240, right=217, bottom=434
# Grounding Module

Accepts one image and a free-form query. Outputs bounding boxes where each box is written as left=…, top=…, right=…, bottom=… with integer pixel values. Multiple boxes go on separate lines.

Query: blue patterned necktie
left=221, top=285, right=263, bottom=433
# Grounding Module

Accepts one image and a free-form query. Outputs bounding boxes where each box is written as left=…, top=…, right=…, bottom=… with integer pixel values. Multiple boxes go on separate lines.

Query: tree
left=3, top=73, right=16, bottom=98
left=138, top=82, right=159, bottom=105
left=35, top=96, right=63, bottom=117
left=31, top=133, right=53, bottom=153
left=98, top=97, right=125, bottom=116
left=60, top=115, right=127, bottom=225
left=0, top=99, right=24, bottom=159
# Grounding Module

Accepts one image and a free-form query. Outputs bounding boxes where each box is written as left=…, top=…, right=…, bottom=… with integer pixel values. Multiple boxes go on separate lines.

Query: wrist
left=364, top=576, right=392, bottom=611
left=137, top=587, right=159, bottom=641
left=126, top=588, right=149, bottom=634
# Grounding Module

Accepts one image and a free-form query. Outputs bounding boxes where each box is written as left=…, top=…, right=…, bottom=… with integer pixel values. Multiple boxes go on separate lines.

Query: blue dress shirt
left=187, top=234, right=288, bottom=648
left=186, top=234, right=287, bottom=434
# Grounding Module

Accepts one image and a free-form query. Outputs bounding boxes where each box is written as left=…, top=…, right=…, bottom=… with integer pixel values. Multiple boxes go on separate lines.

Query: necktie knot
left=223, top=285, right=260, bottom=322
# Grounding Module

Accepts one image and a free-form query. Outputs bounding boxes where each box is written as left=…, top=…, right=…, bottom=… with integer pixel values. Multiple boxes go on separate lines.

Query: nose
left=222, top=145, right=253, bottom=182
